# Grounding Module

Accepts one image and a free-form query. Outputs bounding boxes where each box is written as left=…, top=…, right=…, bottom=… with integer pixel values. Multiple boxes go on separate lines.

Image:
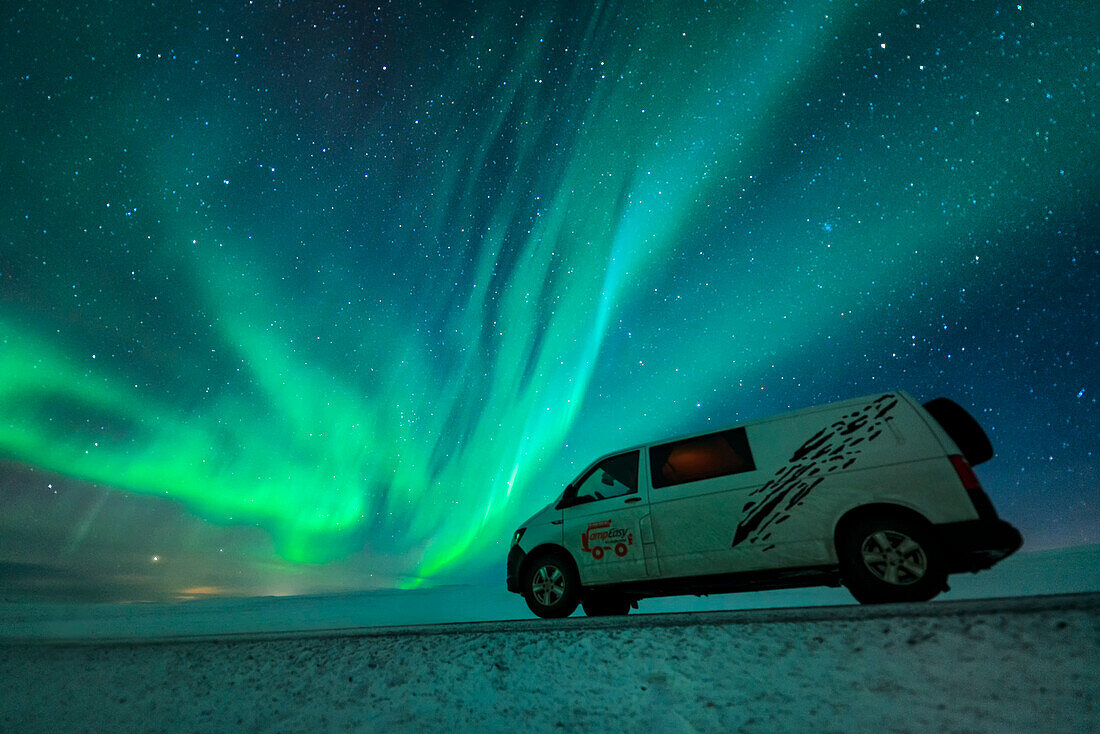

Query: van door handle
left=551, top=519, right=562, bottom=525
left=624, top=497, right=642, bottom=504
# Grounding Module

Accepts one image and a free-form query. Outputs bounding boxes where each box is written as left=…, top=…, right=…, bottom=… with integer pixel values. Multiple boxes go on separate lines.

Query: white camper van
left=506, top=392, right=1022, bottom=618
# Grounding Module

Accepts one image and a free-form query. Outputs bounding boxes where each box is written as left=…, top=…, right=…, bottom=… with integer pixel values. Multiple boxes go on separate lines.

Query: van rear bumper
left=936, top=519, right=1023, bottom=572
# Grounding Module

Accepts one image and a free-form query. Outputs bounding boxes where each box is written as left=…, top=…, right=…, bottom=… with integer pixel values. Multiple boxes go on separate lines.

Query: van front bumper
left=506, top=545, right=526, bottom=593
left=936, top=519, right=1023, bottom=573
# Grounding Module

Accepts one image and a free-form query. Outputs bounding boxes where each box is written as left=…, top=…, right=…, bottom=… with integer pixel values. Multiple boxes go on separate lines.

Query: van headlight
left=511, top=528, right=526, bottom=547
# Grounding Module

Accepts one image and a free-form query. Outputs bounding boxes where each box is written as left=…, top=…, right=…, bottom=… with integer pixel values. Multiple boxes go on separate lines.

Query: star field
left=0, top=1, right=1096, bottom=600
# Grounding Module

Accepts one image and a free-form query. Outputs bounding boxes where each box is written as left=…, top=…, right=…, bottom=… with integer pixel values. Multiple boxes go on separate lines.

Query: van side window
left=649, top=427, right=756, bottom=489
left=570, top=451, right=640, bottom=505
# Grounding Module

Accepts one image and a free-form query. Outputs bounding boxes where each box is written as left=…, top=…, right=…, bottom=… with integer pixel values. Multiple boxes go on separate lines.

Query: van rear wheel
left=838, top=513, right=946, bottom=604
left=522, top=551, right=580, bottom=618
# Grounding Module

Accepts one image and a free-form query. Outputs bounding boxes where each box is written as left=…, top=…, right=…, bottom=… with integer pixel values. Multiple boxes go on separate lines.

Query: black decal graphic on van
left=732, top=395, right=899, bottom=549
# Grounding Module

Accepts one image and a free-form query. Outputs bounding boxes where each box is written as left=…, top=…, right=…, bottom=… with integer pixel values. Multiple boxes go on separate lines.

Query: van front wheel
left=522, top=552, right=580, bottom=618
left=838, top=514, right=947, bottom=604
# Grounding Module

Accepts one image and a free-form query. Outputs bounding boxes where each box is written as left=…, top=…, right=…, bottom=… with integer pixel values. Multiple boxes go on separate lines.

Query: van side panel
left=648, top=392, right=982, bottom=579
left=743, top=455, right=981, bottom=570
left=646, top=394, right=890, bottom=577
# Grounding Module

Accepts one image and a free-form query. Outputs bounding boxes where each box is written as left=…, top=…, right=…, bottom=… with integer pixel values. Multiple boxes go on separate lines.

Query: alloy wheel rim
left=532, top=564, right=565, bottom=606
left=860, top=530, right=928, bottom=585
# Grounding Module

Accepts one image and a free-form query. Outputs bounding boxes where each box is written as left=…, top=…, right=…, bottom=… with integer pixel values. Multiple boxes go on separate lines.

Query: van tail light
left=950, top=454, right=998, bottom=520
left=950, top=455, right=981, bottom=490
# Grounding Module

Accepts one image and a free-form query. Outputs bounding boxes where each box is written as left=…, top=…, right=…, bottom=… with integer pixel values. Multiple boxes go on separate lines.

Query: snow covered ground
left=1, top=594, right=1097, bottom=733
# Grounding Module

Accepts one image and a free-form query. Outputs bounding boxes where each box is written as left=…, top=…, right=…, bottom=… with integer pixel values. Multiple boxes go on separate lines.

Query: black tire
left=522, top=551, right=580, bottom=618
left=838, top=513, right=947, bottom=604
left=581, top=593, right=631, bottom=617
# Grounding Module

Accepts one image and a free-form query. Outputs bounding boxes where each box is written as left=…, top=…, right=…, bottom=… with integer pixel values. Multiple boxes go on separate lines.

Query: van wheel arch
left=521, top=543, right=580, bottom=583
left=833, top=503, right=933, bottom=549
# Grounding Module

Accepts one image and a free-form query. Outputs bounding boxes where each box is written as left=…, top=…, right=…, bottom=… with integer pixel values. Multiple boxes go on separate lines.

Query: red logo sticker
left=581, top=520, right=633, bottom=560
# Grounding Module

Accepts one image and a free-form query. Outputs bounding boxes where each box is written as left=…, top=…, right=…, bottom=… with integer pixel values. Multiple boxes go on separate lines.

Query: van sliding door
left=647, top=427, right=760, bottom=578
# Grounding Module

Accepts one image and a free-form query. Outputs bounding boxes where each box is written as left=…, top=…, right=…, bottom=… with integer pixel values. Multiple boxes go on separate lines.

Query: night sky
left=1, top=1, right=1096, bottom=602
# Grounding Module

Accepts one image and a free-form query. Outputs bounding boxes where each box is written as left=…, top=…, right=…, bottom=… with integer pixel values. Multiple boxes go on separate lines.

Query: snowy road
left=2, top=593, right=1097, bottom=733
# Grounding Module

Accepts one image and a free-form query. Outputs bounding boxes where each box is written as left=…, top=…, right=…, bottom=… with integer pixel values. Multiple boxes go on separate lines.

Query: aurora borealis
left=1, top=1, right=1096, bottom=601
